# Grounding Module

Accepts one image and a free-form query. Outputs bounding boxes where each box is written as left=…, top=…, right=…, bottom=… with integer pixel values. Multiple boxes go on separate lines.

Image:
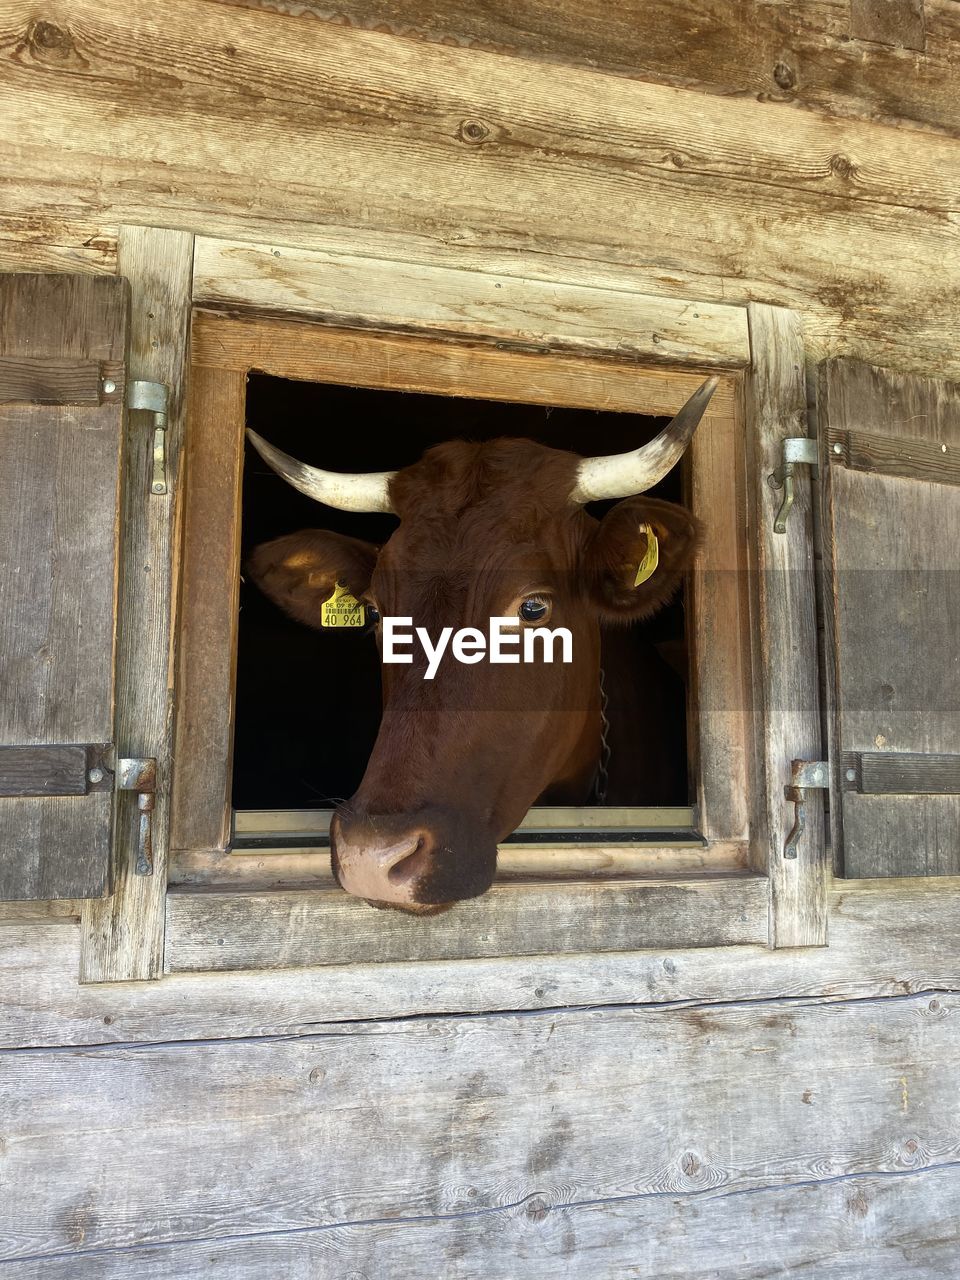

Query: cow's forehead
left=388, top=437, right=582, bottom=525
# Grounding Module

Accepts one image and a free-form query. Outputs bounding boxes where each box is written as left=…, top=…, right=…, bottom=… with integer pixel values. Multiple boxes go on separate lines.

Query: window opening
left=232, top=374, right=697, bottom=845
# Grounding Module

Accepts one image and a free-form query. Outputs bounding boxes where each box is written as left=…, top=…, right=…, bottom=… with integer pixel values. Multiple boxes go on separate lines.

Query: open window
left=233, top=374, right=696, bottom=847
left=166, top=303, right=785, bottom=970
left=0, top=244, right=838, bottom=980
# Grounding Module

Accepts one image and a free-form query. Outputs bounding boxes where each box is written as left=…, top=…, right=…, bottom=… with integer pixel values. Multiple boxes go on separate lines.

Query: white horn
left=570, top=376, right=719, bottom=503
left=247, top=429, right=396, bottom=514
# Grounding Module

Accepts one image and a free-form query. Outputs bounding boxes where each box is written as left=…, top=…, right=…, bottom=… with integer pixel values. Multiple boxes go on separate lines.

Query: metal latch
left=783, top=758, right=828, bottom=859
left=127, top=380, right=170, bottom=495
left=768, top=436, right=817, bottom=533
left=117, top=757, right=158, bottom=875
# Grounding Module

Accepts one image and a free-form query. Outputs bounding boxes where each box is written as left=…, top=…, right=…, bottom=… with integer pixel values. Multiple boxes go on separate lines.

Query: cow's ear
left=584, top=496, right=702, bottom=621
left=246, top=530, right=379, bottom=629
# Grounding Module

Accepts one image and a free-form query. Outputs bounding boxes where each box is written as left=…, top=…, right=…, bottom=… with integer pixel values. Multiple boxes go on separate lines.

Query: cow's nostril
left=386, top=835, right=430, bottom=885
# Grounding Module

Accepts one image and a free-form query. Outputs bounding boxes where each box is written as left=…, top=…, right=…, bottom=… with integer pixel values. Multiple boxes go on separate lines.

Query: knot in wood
left=829, top=153, right=856, bottom=179
left=459, top=119, right=491, bottom=145
left=772, top=61, right=796, bottom=90
left=30, top=20, right=74, bottom=54
left=525, top=1196, right=550, bottom=1222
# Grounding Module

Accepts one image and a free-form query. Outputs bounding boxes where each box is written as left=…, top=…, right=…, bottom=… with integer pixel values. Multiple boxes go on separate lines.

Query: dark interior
left=233, top=374, right=691, bottom=814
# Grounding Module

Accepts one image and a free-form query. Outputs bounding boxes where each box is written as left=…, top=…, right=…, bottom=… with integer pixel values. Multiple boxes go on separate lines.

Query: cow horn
left=570, top=376, right=719, bottom=503
left=246, top=429, right=397, bottom=514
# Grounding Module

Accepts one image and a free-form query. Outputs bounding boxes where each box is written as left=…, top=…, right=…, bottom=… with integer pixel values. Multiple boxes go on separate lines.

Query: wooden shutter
left=818, top=359, right=960, bottom=878
left=0, top=274, right=128, bottom=899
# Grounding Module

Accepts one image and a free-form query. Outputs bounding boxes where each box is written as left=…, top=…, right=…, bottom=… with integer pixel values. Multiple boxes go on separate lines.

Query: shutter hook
left=127, top=380, right=170, bottom=495
left=768, top=437, right=817, bottom=533
left=117, top=757, right=158, bottom=875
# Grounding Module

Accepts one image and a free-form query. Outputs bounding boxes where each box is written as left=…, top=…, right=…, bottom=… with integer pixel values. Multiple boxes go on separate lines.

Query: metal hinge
left=768, top=436, right=817, bottom=533
left=127, top=380, right=170, bottom=495
left=783, top=758, right=828, bottom=859
left=117, top=757, right=158, bottom=875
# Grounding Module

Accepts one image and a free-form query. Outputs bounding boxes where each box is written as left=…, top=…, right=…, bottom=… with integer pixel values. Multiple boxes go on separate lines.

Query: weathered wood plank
left=851, top=0, right=927, bottom=51
left=0, top=215, right=117, bottom=276
left=169, top=364, right=247, bottom=854
left=0, top=746, right=89, bottom=798
left=828, top=425, right=960, bottom=486
left=191, top=308, right=740, bottom=415
left=819, top=360, right=960, bottom=878
left=2, top=882, right=959, bottom=1047
left=3, top=2, right=960, bottom=381
left=853, top=751, right=960, bottom=794
left=744, top=306, right=826, bottom=946
left=210, top=0, right=960, bottom=137
left=79, top=227, right=194, bottom=981
left=0, top=274, right=127, bottom=900
left=194, top=238, right=750, bottom=367
left=164, top=876, right=770, bottom=972
left=1, top=992, right=958, bottom=1263
left=13, top=1165, right=960, bottom=1279
left=0, top=357, right=103, bottom=404
left=688, top=405, right=753, bottom=843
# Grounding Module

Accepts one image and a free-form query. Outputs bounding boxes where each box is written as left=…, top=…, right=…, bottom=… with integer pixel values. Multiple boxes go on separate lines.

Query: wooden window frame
left=79, top=228, right=825, bottom=980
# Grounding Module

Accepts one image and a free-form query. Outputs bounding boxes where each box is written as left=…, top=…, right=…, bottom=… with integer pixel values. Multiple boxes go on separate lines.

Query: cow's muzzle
left=330, top=809, right=496, bottom=912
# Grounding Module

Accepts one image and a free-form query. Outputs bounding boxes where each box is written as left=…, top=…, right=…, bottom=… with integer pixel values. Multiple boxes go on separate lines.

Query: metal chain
left=593, top=665, right=611, bottom=805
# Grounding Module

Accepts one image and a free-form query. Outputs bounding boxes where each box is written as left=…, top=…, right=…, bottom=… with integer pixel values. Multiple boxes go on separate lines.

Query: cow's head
left=247, top=379, right=714, bottom=913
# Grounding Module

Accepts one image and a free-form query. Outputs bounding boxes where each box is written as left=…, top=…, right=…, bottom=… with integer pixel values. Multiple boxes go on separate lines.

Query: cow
left=246, top=377, right=715, bottom=914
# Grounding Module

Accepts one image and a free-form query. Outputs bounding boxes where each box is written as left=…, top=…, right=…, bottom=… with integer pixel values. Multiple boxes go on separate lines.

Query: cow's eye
left=365, top=603, right=381, bottom=625
left=519, top=596, right=550, bottom=623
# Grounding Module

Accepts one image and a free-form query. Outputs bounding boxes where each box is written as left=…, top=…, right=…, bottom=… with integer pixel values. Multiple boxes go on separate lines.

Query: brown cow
left=247, top=378, right=715, bottom=913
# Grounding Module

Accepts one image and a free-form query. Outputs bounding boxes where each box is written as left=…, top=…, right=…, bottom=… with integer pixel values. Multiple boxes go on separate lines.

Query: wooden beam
left=193, top=238, right=751, bottom=368
left=79, top=226, right=194, bottom=982
left=744, top=305, right=826, bottom=947
left=3, top=880, right=960, bottom=1046
left=190, top=309, right=740, bottom=415
left=210, top=0, right=958, bottom=136
left=1, top=992, right=958, bottom=1263
left=3, top=1, right=960, bottom=380
left=13, top=1166, right=960, bottom=1278
left=164, top=876, right=770, bottom=971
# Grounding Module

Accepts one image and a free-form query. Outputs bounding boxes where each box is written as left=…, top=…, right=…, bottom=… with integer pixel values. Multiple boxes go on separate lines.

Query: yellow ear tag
left=320, top=582, right=366, bottom=629
left=633, top=524, right=660, bottom=587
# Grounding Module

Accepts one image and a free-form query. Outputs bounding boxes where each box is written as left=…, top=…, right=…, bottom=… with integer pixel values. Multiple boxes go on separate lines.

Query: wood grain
left=3, top=881, right=960, bottom=1047
left=819, top=359, right=960, bottom=877
left=13, top=1166, right=960, bottom=1278
left=851, top=0, right=927, bottom=51
left=687, top=404, right=753, bottom=843
left=164, top=876, right=770, bottom=971
left=828, top=425, right=960, bottom=486
left=1, top=991, right=958, bottom=1264
left=0, top=274, right=127, bottom=900
left=0, top=215, right=117, bottom=276
left=79, top=227, right=195, bottom=980
left=0, top=357, right=103, bottom=404
left=2, top=1, right=960, bottom=381
left=211, top=0, right=960, bottom=137
left=194, top=237, right=750, bottom=367
left=191, top=308, right=740, bottom=415
left=854, top=751, right=960, bottom=795
left=170, top=364, right=247, bottom=854
left=0, top=746, right=88, bottom=798
left=743, top=305, right=826, bottom=947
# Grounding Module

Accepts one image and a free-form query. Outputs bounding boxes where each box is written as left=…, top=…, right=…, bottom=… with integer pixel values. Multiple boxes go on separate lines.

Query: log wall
left=2, top=2, right=960, bottom=1274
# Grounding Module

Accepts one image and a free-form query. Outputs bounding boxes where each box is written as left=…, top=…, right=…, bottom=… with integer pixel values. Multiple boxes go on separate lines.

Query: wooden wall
left=1, top=0, right=960, bottom=381
left=3, top=1, right=960, bottom=1274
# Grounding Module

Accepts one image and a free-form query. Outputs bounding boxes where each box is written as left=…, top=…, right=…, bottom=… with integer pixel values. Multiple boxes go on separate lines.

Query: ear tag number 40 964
left=321, top=582, right=366, bottom=628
